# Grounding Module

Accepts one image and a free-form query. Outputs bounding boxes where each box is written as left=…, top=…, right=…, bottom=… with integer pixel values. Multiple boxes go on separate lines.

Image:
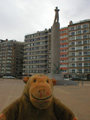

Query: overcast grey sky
left=0, top=0, right=90, bottom=42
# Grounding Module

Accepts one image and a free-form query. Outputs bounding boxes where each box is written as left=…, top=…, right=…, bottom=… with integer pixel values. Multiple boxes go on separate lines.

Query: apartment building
left=68, top=19, right=90, bottom=78
left=23, top=19, right=90, bottom=78
left=60, top=27, right=68, bottom=75
left=0, top=39, right=5, bottom=43
left=0, top=39, right=24, bottom=77
left=23, top=29, right=51, bottom=75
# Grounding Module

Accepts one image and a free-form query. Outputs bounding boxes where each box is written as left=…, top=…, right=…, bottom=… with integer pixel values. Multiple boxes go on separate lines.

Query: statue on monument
left=53, top=63, right=62, bottom=74
left=47, top=7, right=64, bottom=81
left=54, top=7, right=60, bottom=23
left=51, top=6, right=62, bottom=74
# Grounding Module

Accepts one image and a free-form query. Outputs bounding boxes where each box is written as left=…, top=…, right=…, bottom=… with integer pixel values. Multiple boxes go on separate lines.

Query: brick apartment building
left=0, top=39, right=24, bottom=77
left=60, top=27, right=68, bottom=75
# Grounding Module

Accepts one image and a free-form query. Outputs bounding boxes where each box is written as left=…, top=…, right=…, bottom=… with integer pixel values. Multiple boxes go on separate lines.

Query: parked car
left=3, top=76, right=15, bottom=79
left=0, top=75, right=3, bottom=78
left=16, top=76, right=22, bottom=79
left=71, top=77, right=83, bottom=81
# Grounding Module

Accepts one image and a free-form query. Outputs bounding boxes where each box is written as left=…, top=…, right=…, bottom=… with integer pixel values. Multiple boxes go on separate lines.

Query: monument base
left=46, top=73, right=64, bottom=81
left=46, top=73, right=77, bottom=86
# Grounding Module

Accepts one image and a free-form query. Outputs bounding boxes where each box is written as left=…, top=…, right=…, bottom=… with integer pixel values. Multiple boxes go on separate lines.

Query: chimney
left=69, top=21, right=73, bottom=25
left=6, top=39, right=8, bottom=41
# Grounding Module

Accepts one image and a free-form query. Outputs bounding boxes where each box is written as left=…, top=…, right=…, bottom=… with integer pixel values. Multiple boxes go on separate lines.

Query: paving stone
left=0, top=78, right=90, bottom=120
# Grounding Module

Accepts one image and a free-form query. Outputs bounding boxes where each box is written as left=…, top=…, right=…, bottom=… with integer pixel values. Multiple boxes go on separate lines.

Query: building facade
left=0, top=39, right=24, bottom=77
left=60, top=27, right=68, bottom=75
left=68, top=19, right=90, bottom=78
left=23, top=19, right=90, bottom=79
left=23, top=29, right=51, bottom=75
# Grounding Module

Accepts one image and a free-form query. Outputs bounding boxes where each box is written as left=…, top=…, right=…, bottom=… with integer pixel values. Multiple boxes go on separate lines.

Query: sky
left=0, top=0, right=90, bottom=42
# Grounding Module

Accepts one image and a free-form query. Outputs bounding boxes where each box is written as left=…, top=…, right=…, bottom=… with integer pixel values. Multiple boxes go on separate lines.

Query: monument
left=51, top=7, right=60, bottom=74
left=47, top=7, right=63, bottom=81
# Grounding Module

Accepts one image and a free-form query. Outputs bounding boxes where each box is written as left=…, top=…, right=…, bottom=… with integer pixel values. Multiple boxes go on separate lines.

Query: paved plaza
left=0, top=78, right=90, bottom=120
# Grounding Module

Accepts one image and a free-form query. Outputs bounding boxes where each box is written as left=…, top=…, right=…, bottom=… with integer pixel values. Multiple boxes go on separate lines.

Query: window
left=6, top=67, right=11, bottom=70
left=83, top=35, right=89, bottom=39
left=84, top=51, right=90, bottom=56
left=76, top=25, right=82, bottom=30
left=60, top=64, right=67, bottom=67
left=60, top=30, right=67, bottom=34
left=70, top=52, right=75, bottom=56
left=7, top=61, right=12, bottom=63
left=33, top=34, right=37, bottom=37
left=76, top=30, right=82, bottom=35
left=31, top=43, right=33, bottom=46
left=72, top=69, right=75, bottom=73
left=60, top=45, right=67, bottom=48
left=60, top=54, right=67, bottom=58
left=6, top=71, right=11, bottom=73
left=7, top=57, right=12, bottom=59
left=84, top=57, right=90, bottom=61
left=83, top=24, right=89, bottom=28
left=84, top=69, right=88, bottom=73
left=83, top=40, right=88, bottom=44
left=83, top=40, right=90, bottom=44
left=69, top=26, right=75, bottom=31
left=83, top=29, right=89, bottom=34
left=69, top=63, right=75, bottom=67
left=76, top=41, right=82, bottom=45
left=76, top=52, right=82, bottom=56
left=69, top=36, right=75, bottom=41
left=69, top=31, right=75, bottom=36
left=84, top=45, right=90, bottom=50
left=60, top=35, right=67, bottom=39
left=64, top=40, right=67, bottom=43
left=62, top=70, right=67, bottom=73
left=84, top=63, right=90, bottom=67
left=39, top=33, right=45, bottom=36
left=30, top=65, right=33, bottom=68
left=76, top=35, right=82, bottom=40
left=77, top=69, right=82, bottom=73
left=69, top=58, right=75, bottom=62
left=77, top=57, right=82, bottom=61
left=33, top=65, right=36, bottom=68
left=77, top=63, right=82, bottom=67
left=60, top=60, right=67, bottom=62
left=69, top=47, right=75, bottom=51
left=76, top=46, right=82, bottom=51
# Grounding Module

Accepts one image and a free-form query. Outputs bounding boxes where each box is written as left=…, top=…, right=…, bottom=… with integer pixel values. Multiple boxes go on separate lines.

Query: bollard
left=82, top=81, right=84, bottom=85
left=78, top=81, right=79, bottom=85
left=64, top=83, right=66, bottom=86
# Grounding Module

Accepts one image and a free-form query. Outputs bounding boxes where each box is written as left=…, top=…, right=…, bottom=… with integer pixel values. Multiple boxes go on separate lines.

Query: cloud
left=0, top=0, right=90, bottom=41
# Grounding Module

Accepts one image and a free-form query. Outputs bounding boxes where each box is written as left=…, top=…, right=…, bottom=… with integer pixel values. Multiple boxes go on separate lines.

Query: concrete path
left=0, top=78, right=90, bottom=120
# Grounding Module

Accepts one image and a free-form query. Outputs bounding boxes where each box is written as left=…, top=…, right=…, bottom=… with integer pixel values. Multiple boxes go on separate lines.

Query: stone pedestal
left=47, top=73, right=64, bottom=81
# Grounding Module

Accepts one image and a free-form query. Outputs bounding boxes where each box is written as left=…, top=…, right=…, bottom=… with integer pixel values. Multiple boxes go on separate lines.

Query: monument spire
left=51, top=7, right=60, bottom=74
left=47, top=7, right=63, bottom=81
left=54, top=7, right=60, bottom=23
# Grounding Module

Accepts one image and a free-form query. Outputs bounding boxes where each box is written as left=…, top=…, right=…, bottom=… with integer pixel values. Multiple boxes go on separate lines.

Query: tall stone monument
left=51, top=7, right=60, bottom=74
left=47, top=7, right=63, bottom=81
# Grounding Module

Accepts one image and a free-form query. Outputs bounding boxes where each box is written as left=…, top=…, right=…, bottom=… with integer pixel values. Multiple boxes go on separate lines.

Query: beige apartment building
left=68, top=19, right=90, bottom=78
left=23, top=29, right=51, bottom=75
